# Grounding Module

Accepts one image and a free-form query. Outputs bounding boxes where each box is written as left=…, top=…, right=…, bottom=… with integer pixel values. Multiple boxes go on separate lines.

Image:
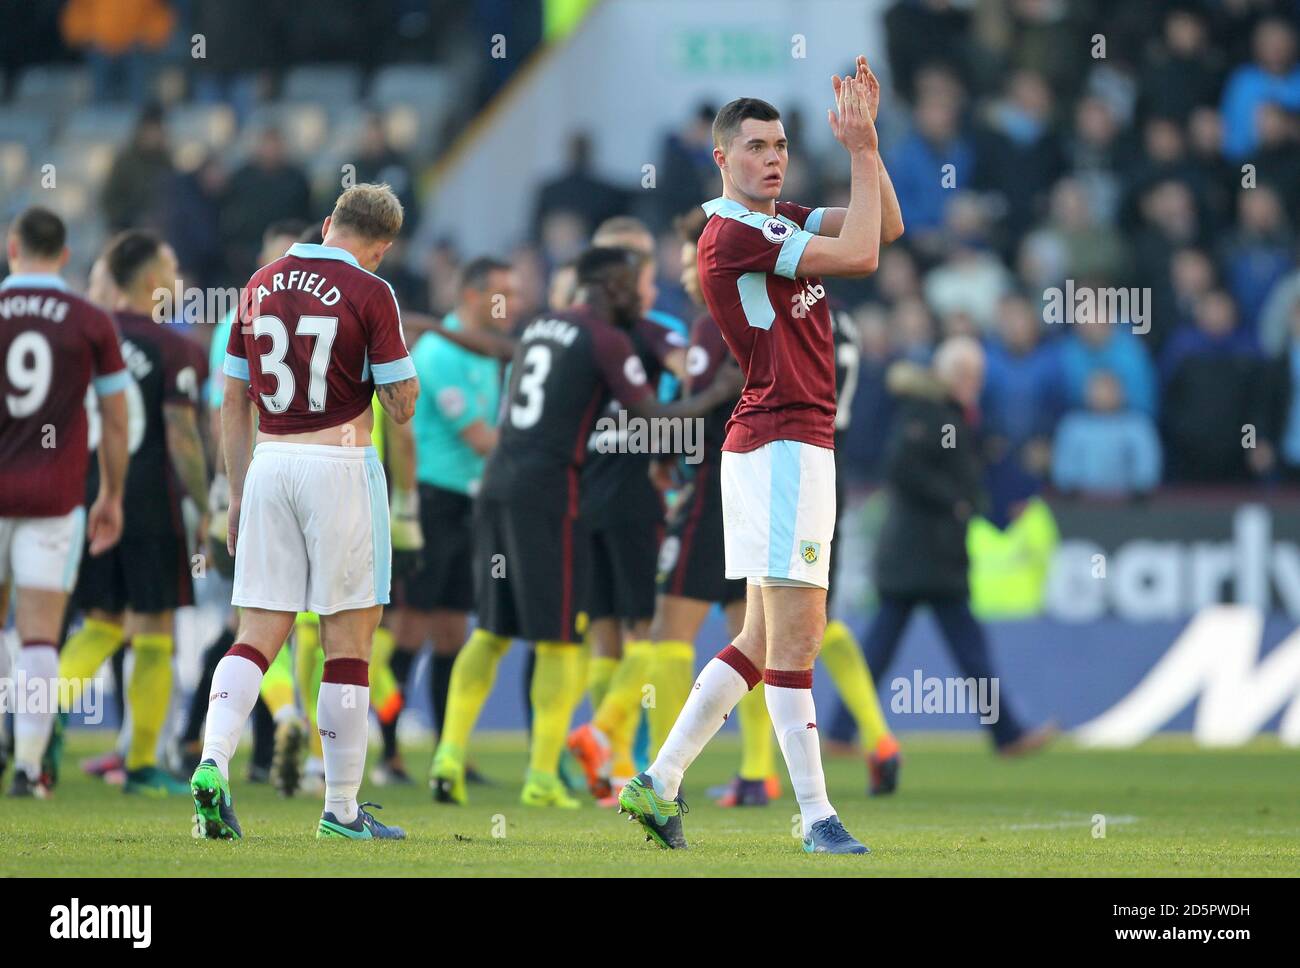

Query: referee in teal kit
left=404, top=257, right=514, bottom=755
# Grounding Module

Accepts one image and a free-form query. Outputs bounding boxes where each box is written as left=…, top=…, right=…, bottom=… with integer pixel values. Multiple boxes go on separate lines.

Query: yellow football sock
left=294, top=619, right=324, bottom=757
left=528, top=641, right=584, bottom=777
left=58, top=618, right=124, bottom=709
left=435, top=628, right=511, bottom=767
left=737, top=683, right=774, bottom=781
left=594, top=639, right=653, bottom=767
left=649, top=639, right=695, bottom=756
left=820, top=618, right=891, bottom=749
left=126, top=633, right=173, bottom=771
left=587, top=655, right=618, bottom=712
left=259, top=645, right=295, bottom=718
left=369, top=625, right=401, bottom=724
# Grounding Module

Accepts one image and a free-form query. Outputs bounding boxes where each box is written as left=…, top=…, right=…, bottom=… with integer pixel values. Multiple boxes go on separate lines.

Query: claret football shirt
left=224, top=242, right=415, bottom=433
left=696, top=195, right=837, bottom=453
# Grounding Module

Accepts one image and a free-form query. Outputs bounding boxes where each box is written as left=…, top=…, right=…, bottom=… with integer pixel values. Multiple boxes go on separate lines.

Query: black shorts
left=74, top=531, right=195, bottom=615
left=656, top=463, right=745, bottom=606
left=474, top=497, right=587, bottom=643
left=398, top=483, right=476, bottom=612
left=584, top=516, right=663, bottom=623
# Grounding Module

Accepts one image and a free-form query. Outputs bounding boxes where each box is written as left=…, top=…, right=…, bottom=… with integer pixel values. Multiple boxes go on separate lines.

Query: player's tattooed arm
left=377, top=375, right=420, bottom=425
left=164, top=403, right=210, bottom=510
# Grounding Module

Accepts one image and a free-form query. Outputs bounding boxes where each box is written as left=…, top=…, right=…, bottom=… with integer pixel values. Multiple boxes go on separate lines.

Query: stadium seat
left=239, top=103, right=331, bottom=158
left=13, top=65, right=91, bottom=113
left=0, top=110, right=55, bottom=154
left=283, top=64, right=364, bottom=107
left=65, top=106, right=139, bottom=144
left=167, top=104, right=238, bottom=152
left=370, top=65, right=452, bottom=109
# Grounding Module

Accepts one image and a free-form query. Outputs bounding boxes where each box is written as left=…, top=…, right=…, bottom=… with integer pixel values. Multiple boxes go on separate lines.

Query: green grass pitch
left=2, top=732, right=1297, bottom=876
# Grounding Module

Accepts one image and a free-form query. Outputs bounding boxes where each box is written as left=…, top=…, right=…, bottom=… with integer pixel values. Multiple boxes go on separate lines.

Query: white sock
left=318, top=672, right=369, bottom=825
left=648, top=651, right=754, bottom=800
left=199, top=652, right=265, bottom=780
left=13, top=643, right=58, bottom=776
left=765, top=674, right=835, bottom=836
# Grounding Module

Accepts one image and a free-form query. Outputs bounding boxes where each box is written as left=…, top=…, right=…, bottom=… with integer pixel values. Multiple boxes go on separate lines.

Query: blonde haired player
left=190, top=184, right=419, bottom=840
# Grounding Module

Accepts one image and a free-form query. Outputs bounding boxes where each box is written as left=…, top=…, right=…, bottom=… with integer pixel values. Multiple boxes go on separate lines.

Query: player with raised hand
left=0, top=207, right=130, bottom=797
left=618, top=60, right=901, bottom=853
left=190, top=183, right=418, bottom=840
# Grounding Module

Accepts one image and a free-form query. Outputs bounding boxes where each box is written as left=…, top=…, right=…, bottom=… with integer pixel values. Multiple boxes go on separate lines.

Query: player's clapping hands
left=828, top=63, right=878, bottom=153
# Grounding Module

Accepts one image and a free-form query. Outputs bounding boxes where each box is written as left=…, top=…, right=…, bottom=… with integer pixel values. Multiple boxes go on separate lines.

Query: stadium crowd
left=4, top=0, right=1300, bottom=502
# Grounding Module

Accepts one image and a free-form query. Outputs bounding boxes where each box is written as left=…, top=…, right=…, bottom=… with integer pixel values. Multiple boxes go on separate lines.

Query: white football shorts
left=232, top=442, right=391, bottom=615
left=0, top=508, right=86, bottom=593
left=720, top=439, right=835, bottom=589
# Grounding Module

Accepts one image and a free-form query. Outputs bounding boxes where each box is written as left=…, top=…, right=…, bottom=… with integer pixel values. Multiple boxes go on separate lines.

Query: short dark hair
left=575, top=246, right=641, bottom=286
left=460, top=256, right=511, bottom=293
left=264, top=219, right=308, bottom=244
left=104, top=230, right=164, bottom=290
left=712, top=97, right=781, bottom=151
left=10, top=207, right=66, bottom=260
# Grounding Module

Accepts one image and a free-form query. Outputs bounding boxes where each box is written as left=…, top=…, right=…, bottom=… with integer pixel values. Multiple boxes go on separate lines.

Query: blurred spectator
left=886, top=78, right=975, bottom=248
left=1160, top=290, right=1262, bottom=481
left=841, top=306, right=897, bottom=484
left=1022, top=177, right=1128, bottom=287
left=60, top=0, right=174, bottom=102
left=1138, top=5, right=1225, bottom=123
left=1167, top=246, right=1218, bottom=332
left=1186, top=106, right=1236, bottom=229
left=348, top=113, right=416, bottom=233
left=981, top=293, right=1062, bottom=470
left=1051, top=370, right=1161, bottom=496
left=164, top=152, right=226, bottom=289
left=653, top=104, right=719, bottom=229
left=1065, top=95, right=1125, bottom=223
left=220, top=127, right=312, bottom=280
left=1132, top=179, right=1201, bottom=347
left=1258, top=251, right=1300, bottom=356
left=891, top=297, right=937, bottom=365
left=923, top=195, right=1014, bottom=332
left=1220, top=17, right=1300, bottom=160
left=1059, top=311, right=1157, bottom=417
left=883, top=0, right=976, bottom=103
left=101, top=104, right=174, bottom=232
left=1251, top=102, right=1300, bottom=226
left=973, top=69, right=1065, bottom=241
left=531, top=132, right=629, bottom=241
left=1257, top=301, right=1300, bottom=480
left=1219, top=184, right=1292, bottom=333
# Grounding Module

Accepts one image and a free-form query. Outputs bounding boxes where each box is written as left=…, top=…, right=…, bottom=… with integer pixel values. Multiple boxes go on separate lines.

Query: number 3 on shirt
left=252, top=314, right=338, bottom=413
left=510, top=343, right=551, bottom=429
